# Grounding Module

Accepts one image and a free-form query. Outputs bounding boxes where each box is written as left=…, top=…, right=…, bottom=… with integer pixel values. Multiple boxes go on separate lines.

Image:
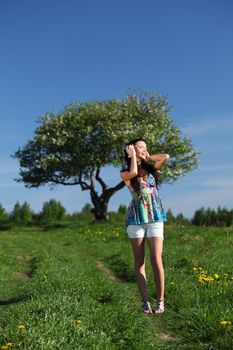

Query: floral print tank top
left=126, top=168, right=167, bottom=226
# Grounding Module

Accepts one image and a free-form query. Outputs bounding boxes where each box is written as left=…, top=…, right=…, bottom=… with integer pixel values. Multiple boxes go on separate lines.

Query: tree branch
left=78, top=173, right=91, bottom=191
left=95, top=168, right=107, bottom=191
left=100, top=180, right=125, bottom=201
left=48, top=176, right=90, bottom=190
left=90, top=170, right=95, bottom=191
left=89, top=169, right=103, bottom=213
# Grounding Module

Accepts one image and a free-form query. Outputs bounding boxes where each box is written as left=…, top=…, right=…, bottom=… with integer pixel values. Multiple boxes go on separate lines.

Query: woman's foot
left=142, top=301, right=153, bottom=314
left=154, top=299, right=165, bottom=314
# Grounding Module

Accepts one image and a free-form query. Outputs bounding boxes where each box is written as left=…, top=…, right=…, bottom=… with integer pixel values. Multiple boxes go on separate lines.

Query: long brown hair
left=121, top=138, right=160, bottom=193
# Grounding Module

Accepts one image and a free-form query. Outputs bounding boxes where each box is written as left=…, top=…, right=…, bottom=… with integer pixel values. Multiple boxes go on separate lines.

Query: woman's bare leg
left=147, top=237, right=164, bottom=301
left=130, top=237, right=150, bottom=303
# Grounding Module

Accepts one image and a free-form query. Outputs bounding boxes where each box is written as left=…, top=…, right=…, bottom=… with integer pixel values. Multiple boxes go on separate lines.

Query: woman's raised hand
left=145, top=151, right=150, bottom=161
left=126, top=144, right=136, bottom=158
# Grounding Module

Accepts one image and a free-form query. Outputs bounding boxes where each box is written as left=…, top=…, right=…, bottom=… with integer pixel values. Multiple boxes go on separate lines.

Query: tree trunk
left=90, top=195, right=110, bottom=221
left=89, top=172, right=125, bottom=221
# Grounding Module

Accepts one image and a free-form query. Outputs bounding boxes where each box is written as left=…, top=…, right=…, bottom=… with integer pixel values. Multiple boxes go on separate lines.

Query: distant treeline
left=190, top=206, right=233, bottom=227
left=0, top=201, right=232, bottom=227
left=0, top=200, right=67, bottom=224
left=167, top=206, right=233, bottom=227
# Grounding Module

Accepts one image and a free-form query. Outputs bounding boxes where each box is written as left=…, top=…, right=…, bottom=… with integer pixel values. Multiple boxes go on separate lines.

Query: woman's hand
left=126, top=144, right=136, bottom=158
left=121, top=145, right=138, bottom=182
left=145, top=151, right=150, bottom=161
left=149, top=153, right=170, bottom=170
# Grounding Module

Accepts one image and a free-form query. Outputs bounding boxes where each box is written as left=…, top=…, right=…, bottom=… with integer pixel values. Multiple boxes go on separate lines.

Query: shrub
left=10, top=201, right=33, bottom=223
left=39, top=199, right=66, bottom=222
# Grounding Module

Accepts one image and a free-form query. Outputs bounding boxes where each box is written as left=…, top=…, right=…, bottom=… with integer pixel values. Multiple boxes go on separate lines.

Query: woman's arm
left=146, top=153, right=169, bottom=170
left=120, top=145, right=138, bottom=181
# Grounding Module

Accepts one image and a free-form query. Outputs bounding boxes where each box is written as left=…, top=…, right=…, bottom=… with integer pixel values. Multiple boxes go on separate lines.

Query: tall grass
left=0, top=222, right=232, bottom=349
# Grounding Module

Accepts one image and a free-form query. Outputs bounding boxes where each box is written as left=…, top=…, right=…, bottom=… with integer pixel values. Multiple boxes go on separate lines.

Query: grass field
left=0, top=221, right=232, bottom=349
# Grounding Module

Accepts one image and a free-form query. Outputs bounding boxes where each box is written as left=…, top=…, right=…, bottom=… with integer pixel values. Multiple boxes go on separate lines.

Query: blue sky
left=0, top=0, right=233, bottom=218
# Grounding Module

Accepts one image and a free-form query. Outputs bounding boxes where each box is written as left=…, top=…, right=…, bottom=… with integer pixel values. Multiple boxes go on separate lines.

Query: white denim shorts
left=126, top=221, right=164, bottom=239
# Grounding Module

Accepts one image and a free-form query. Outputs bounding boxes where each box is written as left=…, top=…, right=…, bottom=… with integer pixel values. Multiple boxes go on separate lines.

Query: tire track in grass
left=96, top=260, right=121, bottom=283
left=159, top=332, right=177, bottom=342
left=14, top=255, right=40, bottom=281
left=14, top=271, right=31, bottom=280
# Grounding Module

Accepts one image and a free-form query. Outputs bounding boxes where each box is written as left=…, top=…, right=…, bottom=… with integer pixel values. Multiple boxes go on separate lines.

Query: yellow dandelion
left=198, top=267, right=203, bottom=271
left=6, top=344, right=13, bottom=347
left=192, top=267, right=197, bottom=271
left=1, top=346, right=9, bottom=350
left=220, top=320, right=232, bottom=326
left=214, top=274, right=220, bottom=279
left=18, top=325, right=25, bottom=330
left=206, top=276, right=214, bottom=282
left=198, top=277, right=205, bottom=283
left=198, top=274, right=207, bottom=280
left=76, top=320, right=82, bottom=325
left=224, top=273, right=229, bottom=276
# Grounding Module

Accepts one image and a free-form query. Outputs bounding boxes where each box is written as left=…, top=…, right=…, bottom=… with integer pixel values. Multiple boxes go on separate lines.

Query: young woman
left=120, top=138, right=169, bottom=314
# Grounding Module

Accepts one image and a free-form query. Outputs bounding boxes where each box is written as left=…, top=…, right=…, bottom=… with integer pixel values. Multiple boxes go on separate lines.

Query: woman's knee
left=134, top=258, right=146, bottom=274
left=150, top=256, right=163, bottom=270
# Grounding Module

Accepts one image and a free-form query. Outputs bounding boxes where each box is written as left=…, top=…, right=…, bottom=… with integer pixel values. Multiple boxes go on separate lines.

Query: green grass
left=0, top=222, right=232, bottom=349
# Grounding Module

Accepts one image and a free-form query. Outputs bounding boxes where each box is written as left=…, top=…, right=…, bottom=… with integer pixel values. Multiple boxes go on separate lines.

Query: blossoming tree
left=14, top=91, right=199, bottom=220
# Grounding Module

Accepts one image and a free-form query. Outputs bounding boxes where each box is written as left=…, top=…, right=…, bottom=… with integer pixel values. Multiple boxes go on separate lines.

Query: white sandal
left=142, top=301, right=153, bottom=314
left=154, top=299, right=165, bottom=314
